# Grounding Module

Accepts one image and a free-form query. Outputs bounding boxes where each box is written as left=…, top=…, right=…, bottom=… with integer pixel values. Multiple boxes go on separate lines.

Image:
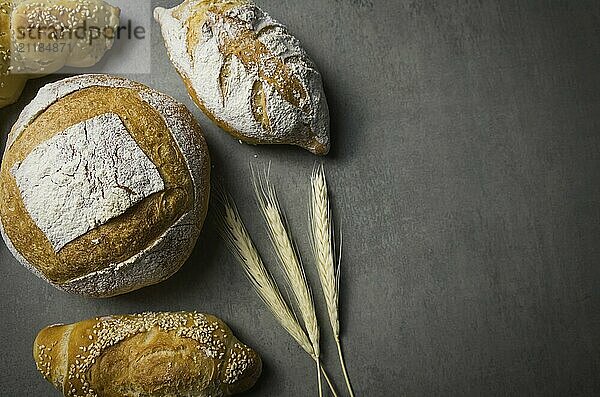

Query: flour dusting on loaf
left=154, top=0, right=330, bottom=155
left=11, top=113, right=164, bottom=252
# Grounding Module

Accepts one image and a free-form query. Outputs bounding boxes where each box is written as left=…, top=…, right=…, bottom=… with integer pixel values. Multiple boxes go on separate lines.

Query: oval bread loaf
left=0, top=74, right=211, bottom=297
left=154, top=0, right=330, bottom=155
left=1, top=0, right=120, bottom=108
left=34, top=312, right=262, bottom=396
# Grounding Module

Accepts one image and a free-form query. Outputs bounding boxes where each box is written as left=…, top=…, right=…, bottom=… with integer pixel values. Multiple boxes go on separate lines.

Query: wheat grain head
left=310, top=164, right=340, bottom=338
left=252, top=170, right=321, bottom=358
left=216, top=190, right=315, bottom=357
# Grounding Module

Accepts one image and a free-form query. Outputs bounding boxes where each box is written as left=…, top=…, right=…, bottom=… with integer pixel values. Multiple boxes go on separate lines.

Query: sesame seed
left=43, top=312, right=256, bottom=395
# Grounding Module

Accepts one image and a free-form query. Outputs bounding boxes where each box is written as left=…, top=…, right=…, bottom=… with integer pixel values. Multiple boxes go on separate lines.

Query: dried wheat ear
left=218, top=165, right=358, bottom=396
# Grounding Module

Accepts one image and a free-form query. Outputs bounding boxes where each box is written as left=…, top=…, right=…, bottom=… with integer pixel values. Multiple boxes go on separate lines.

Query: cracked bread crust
left=154, top=0, right=330, bottom=155
left=0, top=74, right=211, bottom=297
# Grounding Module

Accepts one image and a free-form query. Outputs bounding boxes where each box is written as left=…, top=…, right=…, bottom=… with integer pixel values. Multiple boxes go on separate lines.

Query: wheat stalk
left=252, top=169, right=322, bottom=395
left=310, top=164, right=355, bottom=397
left=217, top=192, right=313, bottom=354
left=216, top=189, right=338, bottom=397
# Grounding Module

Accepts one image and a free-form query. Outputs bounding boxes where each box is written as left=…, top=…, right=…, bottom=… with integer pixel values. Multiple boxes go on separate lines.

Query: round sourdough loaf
left=0, top=74, right=210, bottom=297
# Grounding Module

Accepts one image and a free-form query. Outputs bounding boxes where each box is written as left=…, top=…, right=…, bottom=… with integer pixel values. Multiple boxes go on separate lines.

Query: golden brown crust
left=34, top=312, right=262, bottom=397
left=181, top=72, right=328, bottom=155
left=0, top=2, right=9, bottom=53
left=181, top=0, right=244, bottom=54
left=0, top=86, right=194, bottom=283
left=183, top=0, right=308, bottom=113
left=90, top=330, right=216, bottom=396
left=33, top=322, right=75, bottom=390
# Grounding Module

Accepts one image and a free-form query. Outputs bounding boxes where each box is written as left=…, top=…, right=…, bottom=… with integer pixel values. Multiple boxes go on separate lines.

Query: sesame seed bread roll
left=34, top=312, right=262, bottom=397
left=0, top=0, right=28, bottom=108
left=154, top=0, right=330, bottom=155
left=0, top=74, right=211, bottom=297
left=0, top=0, right=120, bottom=108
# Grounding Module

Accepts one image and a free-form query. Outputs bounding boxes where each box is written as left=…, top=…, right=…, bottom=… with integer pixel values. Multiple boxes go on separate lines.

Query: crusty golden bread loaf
left=0, top=0, right=120, bottom=108
left=154, top=0, right=330, bottom=155
left=0, top=74, right=211, bottom=297
left=34, top=312, right=262, bottom=396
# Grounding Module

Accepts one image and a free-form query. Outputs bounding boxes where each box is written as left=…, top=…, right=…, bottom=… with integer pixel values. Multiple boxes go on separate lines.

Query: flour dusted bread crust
left=154, top=0, right=330, bottom=155
left=0, top=74, right=211, bottom=297
left=34, top=312, right=262, bottom=396
left=0, top=0, right=120, bottom=108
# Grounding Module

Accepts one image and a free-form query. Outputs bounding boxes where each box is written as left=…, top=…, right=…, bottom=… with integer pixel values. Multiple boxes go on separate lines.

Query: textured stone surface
left=2, top=0, right=600, bottom=396
left=11, top=113, right=164, bottom=252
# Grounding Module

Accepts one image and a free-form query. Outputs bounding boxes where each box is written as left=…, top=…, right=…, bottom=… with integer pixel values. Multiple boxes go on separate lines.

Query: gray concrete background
left=1, top=0, right=600, bottom=395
